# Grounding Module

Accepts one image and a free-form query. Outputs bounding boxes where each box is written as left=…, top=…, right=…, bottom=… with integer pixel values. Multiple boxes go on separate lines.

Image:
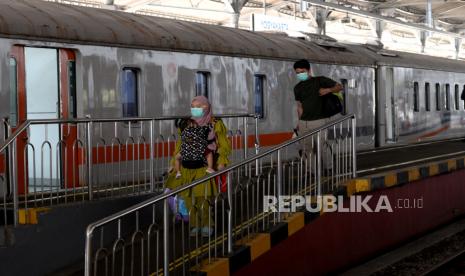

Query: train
left=1, top=0, right=465, bottom=173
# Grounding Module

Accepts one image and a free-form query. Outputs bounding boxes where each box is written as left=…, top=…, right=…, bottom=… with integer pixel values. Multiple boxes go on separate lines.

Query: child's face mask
left=191, top=107, right=204, bottom=118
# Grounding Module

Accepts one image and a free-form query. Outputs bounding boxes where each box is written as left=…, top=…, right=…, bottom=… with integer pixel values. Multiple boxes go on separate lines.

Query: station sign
left=251, top=13, right=311, bottom=33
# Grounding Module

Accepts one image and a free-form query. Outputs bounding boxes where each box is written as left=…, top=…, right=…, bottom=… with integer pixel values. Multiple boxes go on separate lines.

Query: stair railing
left=0, top=114, right=258, bottom=227
left=84, top=114, right=357, bottom=276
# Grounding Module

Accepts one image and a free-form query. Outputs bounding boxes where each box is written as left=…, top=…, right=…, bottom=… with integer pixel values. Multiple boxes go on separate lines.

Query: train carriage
left=0, top=0, right=465, bottom=196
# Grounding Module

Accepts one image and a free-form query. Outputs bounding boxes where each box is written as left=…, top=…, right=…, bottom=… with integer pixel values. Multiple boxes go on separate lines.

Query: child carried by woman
left=174, top=117, right=216, bottom=179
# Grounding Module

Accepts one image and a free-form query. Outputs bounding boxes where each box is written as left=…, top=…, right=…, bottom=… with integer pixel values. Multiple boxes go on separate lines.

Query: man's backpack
left=323, top=93, right=343, bottom=117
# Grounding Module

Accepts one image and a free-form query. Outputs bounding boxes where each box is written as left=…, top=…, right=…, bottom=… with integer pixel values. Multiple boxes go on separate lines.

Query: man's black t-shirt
left=294, top=76, right=337, bottom=121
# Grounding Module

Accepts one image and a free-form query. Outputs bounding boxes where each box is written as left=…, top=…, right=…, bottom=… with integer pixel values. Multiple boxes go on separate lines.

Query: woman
left=166, top=95, right=231, bottom=237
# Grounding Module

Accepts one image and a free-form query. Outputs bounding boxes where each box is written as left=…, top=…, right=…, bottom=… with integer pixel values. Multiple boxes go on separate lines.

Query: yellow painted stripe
left=246, top=234, right=271, bottom=261
left=430, top=164, right=439, bottom=176
left=385, top=173, right=397, bottom=187
left=346, top=179, right=371, bottom=197
left=448, top=159, right=457, bottom=171
left=408, top=169, right=420, bottom=182
left=286, top=212, right=305, bottom=236
left=320, top=194, right=340, bottom=215
left=18, top=209, right=28, bottom=225
left=18, top=207, right=50, bottom=225
left=197, top=258, right=229, bottom=276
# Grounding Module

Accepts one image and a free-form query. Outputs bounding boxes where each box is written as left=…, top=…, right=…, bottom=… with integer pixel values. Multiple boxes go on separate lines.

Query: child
left=174, top=119, right=216, bottom=179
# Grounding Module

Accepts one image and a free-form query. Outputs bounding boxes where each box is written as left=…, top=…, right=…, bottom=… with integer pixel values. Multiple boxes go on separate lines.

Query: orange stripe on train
left=0, top=132, right=294, bottom=170
left=78, top=132, right=293, bottom=165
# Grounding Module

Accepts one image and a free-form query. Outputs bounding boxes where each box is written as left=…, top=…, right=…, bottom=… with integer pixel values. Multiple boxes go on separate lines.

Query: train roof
left=357, top=46, right=465, bottom=73
left=2, top=0, right=465, bottom=72
left=0, top=0, right=373, bottom=66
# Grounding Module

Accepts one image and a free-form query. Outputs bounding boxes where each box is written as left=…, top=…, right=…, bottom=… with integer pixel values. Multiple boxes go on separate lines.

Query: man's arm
left=296, top=101, right=303, bottom=119
left=319, top=83, right=343, bottom=96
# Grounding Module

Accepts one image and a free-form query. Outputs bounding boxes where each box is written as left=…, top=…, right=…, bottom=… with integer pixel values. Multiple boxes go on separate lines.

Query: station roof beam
left=223, top=0, right=249, bottom=27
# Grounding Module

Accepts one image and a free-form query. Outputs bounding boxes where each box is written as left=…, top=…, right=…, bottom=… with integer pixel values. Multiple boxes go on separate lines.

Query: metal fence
left=0, top=114, right=258, bottom=227
left=84, top=114, right=357, bottom=276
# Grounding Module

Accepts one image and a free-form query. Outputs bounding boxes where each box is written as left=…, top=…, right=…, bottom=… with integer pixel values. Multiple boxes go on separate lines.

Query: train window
left=445, top=84, right=450, bottom=111
left=254, top=74, right=265, bottom=118
left=455, top=84, right=460, bottom=110
left=68, top=61, right=77, bottom=118
left=413, top=82, right=419, bottom=112
left=9, top=57, right=18, bottom=127
left=121, top=68, right=139, bottom=117
left=460, top=85, right=465, bottom=108
left=435, top=83, right=441, bottom=111
left=425, top=83, right=430, bottom=111
left=196, top=71, right=210, bottom=98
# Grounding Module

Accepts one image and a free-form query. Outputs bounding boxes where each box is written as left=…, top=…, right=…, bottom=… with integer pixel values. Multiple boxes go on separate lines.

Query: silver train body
left=0, top=0, right=464, bottom=154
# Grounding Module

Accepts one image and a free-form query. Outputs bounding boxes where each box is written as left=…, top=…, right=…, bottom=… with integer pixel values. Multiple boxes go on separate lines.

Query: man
left=293, top=59, right=343, bottom=134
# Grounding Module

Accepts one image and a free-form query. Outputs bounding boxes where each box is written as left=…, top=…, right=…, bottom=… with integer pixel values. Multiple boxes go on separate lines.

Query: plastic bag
left=165, top=188, right=189, bottom=222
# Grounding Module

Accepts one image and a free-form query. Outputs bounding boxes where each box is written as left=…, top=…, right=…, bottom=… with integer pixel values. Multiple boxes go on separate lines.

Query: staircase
left=83, top=114, right=357, bottom=276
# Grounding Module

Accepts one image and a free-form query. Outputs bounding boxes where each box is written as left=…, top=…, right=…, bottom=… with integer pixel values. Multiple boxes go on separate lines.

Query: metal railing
left=0, top=114, right=258, bottom=227
left=84, top=114, right=357, bottom=276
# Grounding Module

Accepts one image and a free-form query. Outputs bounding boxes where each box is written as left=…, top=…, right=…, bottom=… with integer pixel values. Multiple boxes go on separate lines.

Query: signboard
left=251, top=13, right=310, bottom=33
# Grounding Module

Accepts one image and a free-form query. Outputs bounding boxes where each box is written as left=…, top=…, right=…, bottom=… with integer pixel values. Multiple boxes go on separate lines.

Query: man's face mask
left=191, top=107, right=204, bottom=118
left=296, top=72, right=309, bottom=82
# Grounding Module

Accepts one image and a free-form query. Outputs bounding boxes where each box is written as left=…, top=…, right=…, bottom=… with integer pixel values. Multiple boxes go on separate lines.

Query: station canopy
left=43, top=0, right=465, bottom=59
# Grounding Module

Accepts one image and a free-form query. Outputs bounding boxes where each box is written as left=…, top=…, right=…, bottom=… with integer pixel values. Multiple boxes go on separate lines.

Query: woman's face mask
left=191, top=107, right=204, bottom=118
left=296, top=72, right=309, bottom=82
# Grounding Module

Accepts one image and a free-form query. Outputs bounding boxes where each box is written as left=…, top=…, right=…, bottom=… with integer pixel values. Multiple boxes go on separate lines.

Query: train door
left=385, top=67, right=398, bottom=142
left=10, top=46, right=27, bottom=194
left=12, top=46, right=77, bottom=194
left=24, top=47, right=61, bottom=192
left=59, top=49, right=78, bottom=189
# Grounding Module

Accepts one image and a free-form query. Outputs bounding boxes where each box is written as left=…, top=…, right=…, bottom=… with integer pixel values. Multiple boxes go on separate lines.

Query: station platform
left=357, top=138, right=465, bottom=175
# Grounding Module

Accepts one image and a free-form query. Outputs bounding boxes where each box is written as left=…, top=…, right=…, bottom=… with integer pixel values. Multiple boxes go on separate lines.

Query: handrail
left=1, top=113, right=258, bottom=230
left=0, top=113, right=256, bottom=154
left=0, top=120, right=31, bottom=153
left=84, top=113, right=356, bottom=275
left=85, top=113, right=355, bottom=234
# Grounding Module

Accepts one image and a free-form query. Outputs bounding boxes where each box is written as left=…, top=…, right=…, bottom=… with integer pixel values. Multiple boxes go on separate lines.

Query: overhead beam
left=303, top=0, right=465, bottom=40
left=222, top=0, right=249, bottom=13
left=234, top=1, right=290, bottom=18
left=123, top=0, right=155, bottom=12
left=376, top=0, right=465, bottom=9
left=145, top=3, right=233, bottom=14
left=222, top=0, right=236, bottom=13
left=376, top=0, right=432, bottom=9
left=434, top=3, right=465, bottom=16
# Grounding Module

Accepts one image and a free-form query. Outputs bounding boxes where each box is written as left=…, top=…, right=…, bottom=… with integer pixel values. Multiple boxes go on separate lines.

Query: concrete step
left=0, top=193, right=156, bottom=276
